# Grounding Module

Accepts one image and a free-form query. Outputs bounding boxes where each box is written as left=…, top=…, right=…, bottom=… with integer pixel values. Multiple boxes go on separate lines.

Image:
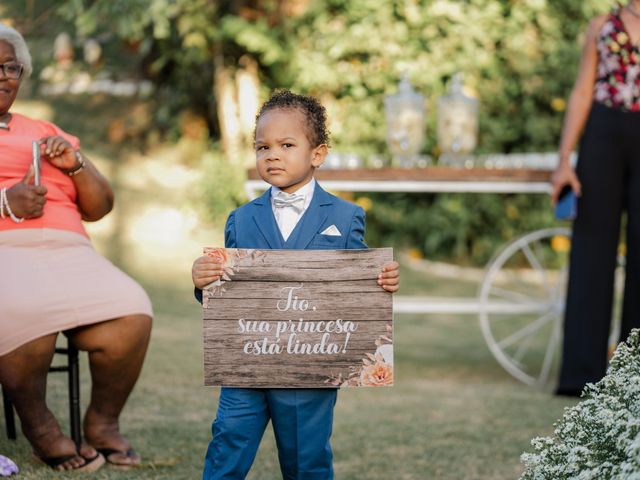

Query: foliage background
left=3, top=0, right=612, bottom=264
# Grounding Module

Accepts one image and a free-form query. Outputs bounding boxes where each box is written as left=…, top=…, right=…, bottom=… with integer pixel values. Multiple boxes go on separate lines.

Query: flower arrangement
left=326, top=324, right=393, bottom=387
left=357, top=350, right=394, bottom=387
left=202, top=248, right=264, bottom=305
left=520, top=329, right=640, bottom=480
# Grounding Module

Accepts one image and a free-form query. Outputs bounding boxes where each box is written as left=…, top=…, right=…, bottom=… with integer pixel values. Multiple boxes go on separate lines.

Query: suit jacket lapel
left=252, top=188, right=284, bottom=249
left=287, top=184, right=332, bottom=249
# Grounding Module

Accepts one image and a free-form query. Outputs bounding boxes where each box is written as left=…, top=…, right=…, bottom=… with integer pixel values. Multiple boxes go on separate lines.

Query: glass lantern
left=384, top=76, right=426, bottom=168
left=437, top=73, right=478, bottom=167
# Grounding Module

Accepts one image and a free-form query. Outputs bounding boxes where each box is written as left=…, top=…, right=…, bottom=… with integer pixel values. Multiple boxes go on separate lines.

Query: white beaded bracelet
left=0, top=187, right=25, bottom=223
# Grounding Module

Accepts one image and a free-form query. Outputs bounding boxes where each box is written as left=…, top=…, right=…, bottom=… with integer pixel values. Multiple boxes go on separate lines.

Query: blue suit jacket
left=226, top=183, right=366, bottom=250
left=195, top=182, right=367, bottom=302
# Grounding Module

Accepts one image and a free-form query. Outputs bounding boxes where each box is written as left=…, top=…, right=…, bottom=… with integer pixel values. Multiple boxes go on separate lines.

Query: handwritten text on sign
left=202, top=248, right=393, bottom=388
left=239, top=285, right=358, bottom=356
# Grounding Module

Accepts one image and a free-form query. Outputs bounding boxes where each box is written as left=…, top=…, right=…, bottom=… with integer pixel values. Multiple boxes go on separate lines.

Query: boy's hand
left=192, top=255, right=225, bottom=289
left=377, top=261, right=400, bottom=293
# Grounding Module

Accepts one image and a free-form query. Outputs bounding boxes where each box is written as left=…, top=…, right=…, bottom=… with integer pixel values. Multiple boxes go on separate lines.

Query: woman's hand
left=5, top=167, right=47, bottom=219
left=40, top=135, right=78, bottom=172
left=192, top=255, right=226, bottom=289
left=378, top=261, right=400, bottom=293
left=550, top=162, right=582, bottom=205
left=38, top=135, right=114, bottom=221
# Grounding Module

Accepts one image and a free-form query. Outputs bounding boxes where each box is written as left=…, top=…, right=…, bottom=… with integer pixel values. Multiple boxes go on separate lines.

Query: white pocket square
left=320, top=225, right=342, bottom=236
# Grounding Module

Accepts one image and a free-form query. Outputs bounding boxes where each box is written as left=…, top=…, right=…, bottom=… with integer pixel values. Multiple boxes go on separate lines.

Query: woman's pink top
left=0, top=112, right=86, bottom=237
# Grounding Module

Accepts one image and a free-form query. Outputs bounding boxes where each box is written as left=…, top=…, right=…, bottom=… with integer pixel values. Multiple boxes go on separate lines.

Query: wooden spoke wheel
left=478, top=228, right=571, bottom=388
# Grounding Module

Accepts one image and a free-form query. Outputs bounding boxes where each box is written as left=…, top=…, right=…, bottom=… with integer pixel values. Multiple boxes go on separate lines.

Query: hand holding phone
left=555, top=185, right=577, bottom=221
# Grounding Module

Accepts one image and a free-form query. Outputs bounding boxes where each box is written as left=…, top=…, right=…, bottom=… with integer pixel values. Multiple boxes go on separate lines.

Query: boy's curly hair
left=256, top=90, right=330, bottom=147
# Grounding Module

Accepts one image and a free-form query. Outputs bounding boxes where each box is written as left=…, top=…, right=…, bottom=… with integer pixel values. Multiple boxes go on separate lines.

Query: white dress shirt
left=271, top=179, right=316, bottom=241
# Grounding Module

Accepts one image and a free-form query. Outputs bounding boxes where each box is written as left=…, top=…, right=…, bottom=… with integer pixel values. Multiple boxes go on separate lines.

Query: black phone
left=555, top=185, right=577, bottom=221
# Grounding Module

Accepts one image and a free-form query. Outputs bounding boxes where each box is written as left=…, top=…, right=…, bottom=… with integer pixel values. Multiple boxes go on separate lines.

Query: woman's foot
left=94, top=447, right=141, bottom=469
left=84, top=415, right=141, bottom=468
left=32, top=440, right=104, bottom=472
left=20, top=411, right=102, bottom=471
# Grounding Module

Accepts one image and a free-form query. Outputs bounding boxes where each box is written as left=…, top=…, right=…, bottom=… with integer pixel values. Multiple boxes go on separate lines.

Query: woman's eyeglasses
left=0, top=63, right=24, bottom=80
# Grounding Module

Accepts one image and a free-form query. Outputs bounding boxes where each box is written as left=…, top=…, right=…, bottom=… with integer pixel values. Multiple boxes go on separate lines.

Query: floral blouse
left=594, top=4, right=640, bottom=111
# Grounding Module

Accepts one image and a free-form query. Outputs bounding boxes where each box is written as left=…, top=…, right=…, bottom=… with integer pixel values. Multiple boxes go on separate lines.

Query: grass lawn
left=0, top=264, right=577, bottom=480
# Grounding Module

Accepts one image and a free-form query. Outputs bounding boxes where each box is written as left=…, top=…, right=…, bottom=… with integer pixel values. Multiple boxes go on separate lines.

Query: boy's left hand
left=377, top=261, right=400, bottom=293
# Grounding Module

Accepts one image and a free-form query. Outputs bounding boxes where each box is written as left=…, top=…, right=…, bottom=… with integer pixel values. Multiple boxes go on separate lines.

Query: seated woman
left=0, top=24, right=152, bottom=472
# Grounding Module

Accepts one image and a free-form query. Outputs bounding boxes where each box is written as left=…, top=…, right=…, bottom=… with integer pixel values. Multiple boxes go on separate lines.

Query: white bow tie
left=273, top=192, right=305, bottom=213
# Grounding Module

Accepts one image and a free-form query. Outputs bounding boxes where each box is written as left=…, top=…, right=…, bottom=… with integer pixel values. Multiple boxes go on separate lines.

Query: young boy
left=192, top=90, right=399, bottom=479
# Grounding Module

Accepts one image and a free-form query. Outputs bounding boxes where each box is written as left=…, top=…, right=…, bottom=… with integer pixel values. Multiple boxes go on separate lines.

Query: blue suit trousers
left=203, top=387, right=337, bottom=480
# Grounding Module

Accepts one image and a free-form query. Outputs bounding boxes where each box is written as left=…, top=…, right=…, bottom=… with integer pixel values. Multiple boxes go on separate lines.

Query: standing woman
left=553, top=1, right=640, bottom=396
left=0, top=24, right=152, bottom=471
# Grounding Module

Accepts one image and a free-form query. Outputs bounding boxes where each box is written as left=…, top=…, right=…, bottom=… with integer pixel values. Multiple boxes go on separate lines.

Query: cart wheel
left=478, top=227, right=571, bottom=388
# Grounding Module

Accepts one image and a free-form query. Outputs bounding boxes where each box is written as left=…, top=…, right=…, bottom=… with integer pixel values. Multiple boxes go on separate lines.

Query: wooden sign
left=202, top=248, right=393, bottom=388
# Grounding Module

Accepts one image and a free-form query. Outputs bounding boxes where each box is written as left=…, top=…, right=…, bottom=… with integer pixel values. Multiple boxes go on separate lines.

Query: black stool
left=2, top=337, right=82, bottom=449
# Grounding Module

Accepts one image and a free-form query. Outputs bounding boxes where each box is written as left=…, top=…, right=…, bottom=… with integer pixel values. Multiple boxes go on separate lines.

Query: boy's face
left=255, top=108, right=327, bottom=194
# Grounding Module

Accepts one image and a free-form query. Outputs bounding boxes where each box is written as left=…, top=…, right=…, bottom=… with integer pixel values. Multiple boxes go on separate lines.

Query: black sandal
left=33, top=451, right=105, bottom=472
left=96, top=447, right=141, bottom=469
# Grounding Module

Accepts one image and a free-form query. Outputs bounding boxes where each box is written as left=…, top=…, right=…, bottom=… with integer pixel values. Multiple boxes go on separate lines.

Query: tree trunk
left=212, top=43, right=261, bottom=167
left=213, top=43, right=243, bottom=165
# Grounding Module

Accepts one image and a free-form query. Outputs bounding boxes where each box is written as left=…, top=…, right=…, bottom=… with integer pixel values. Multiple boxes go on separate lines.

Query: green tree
left=2, top=0, right=614, bottom=264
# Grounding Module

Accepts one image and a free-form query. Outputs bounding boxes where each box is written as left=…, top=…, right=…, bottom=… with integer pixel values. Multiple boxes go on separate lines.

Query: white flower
left=614, top=83, right=635, bottom=109
left=594, top=83, right=610, bottom=102
left=603, top=53, right=621, bottom=72
left=375, top=344, right=393, bottom=365
left=519, top=329, right=640, bottom=479
left=598, top=63, right=608, bottom=78
left=600, top=21, right=615, bottom=38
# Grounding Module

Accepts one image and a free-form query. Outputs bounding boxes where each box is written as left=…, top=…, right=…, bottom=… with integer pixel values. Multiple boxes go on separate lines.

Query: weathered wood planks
left=203, top=248, right=394, bottom=388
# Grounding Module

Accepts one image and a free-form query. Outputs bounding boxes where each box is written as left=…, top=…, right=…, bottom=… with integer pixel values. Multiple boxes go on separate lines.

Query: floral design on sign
left=202, top=248, right=265, bottom=307
left=326, top=323, right=393, bottom=387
